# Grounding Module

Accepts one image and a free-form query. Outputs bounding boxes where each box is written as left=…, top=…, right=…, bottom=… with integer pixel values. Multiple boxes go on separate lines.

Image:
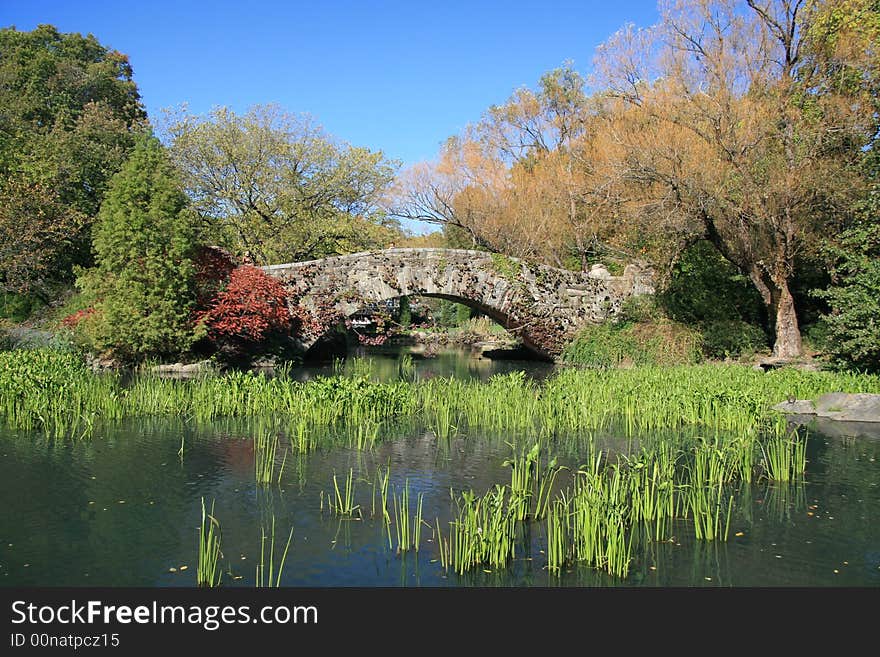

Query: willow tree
left=163, top=104, right=400, bottom=265
left=390, top=65, right=611, bottom=269
left=592, top=0, right=877, bottom=358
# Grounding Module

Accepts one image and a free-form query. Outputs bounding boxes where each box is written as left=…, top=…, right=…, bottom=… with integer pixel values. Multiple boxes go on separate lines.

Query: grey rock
left=814, top=393, right=880, bottom=423
left=774, top=392, right=880, bottom=424
left=773, top=400, right=817, bottom=415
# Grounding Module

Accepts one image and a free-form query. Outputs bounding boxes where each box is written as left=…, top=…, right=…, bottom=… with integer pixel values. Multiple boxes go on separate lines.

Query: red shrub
left=61, top=307, right=95, bottom=329
left=193, top=246, right=237, bottom=309
left=196, top=265, right=291, bottom=345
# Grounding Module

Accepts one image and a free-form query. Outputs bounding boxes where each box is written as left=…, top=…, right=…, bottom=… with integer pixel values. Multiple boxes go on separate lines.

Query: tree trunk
left=770, top=278, right=802, bottom=359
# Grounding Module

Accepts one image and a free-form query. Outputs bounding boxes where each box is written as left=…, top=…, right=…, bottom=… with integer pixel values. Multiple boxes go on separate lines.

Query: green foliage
left=0, top=25, right=146, bottom=292
left=0, top=293, right=42, bottom=322
left=397, top=295, right=411, bottom=328
left=618, top=295, right=662, bottom=324
left=164, top=104, right=401, bottom=264
left=561, top=319, right=702, bottom=368
left=488, top=253, right=521, bottom=280
left=700, top=320, right=769, bottom=360
left=656, top=241, right=770, bottom=359
left=426, top=299, right=473, bottom=328
left=661, top=241, right=765, bottom=326
left=815, top=212, right=880, bottom=372
left=77, top=135, right=202, bottom=361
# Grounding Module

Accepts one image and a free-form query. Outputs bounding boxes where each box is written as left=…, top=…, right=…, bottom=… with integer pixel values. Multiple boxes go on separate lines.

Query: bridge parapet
left=264, top=248, right=654, bottom=359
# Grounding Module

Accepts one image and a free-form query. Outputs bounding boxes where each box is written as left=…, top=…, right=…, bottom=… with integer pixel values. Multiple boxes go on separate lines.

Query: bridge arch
left=263, top=248, right=653, bottom=359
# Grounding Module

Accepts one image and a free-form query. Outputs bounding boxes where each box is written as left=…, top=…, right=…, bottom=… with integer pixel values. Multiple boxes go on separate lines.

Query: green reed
left=5, top=349, right=880, bottom=447
left=392, top=480, right=425, bottom=553
left=504, top=442, right=563, bottom=521
left=328, top=469, right=361, bottom=518
left=256, top=516, right=294, bottom=588
left=397, top=353, right=416, bottom=382
left=443, top=487, right=517, bottom=575
left=684, top=479, right=734, bottom=541
left=254, top=431, right=287, bottom=485
left=760, top=432, right=808, bottom=482
left=197, top=497, right=222, bottom=587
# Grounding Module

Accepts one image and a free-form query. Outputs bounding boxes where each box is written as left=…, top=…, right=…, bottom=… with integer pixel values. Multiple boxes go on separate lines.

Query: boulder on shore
left=773, top=393, right=880, bottom=424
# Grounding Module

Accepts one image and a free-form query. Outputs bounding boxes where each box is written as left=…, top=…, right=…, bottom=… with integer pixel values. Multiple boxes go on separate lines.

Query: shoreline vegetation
left=2, top=348, right=878, bottom=442
left=2, top=347, right=878, bottom=581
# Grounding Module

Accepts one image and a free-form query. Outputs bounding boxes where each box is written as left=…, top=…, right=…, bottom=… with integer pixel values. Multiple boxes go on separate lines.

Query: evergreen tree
left=78, top=135, right=201, bottom=361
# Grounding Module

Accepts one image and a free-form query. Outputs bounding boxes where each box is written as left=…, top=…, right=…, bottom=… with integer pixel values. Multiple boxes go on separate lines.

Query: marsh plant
left=197, top=497, right=222, bottom=587
left=760, top=432, right=808, bottom=482
left=327, top=468, right=361, bottom=518
left=254, top=430, right=287, bottom=485
left=3, top=349, right=878, bottom=448
left=256, top=516, right=294, bottom=588
left=392, top=480, right=425, bottom=553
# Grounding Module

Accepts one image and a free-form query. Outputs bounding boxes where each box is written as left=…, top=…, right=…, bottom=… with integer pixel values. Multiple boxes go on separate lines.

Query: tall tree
left=163, top=104, right=401, bottom=265
left=390, top=65, right=608, bottom=268
left=0, top=24, right=147, bottom=294
left=77, top=135, right=201, bottom=361
left=591, top=0, right=877, bottom=358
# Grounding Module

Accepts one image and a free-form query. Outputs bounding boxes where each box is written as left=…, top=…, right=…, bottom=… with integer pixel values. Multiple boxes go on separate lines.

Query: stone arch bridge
left=263, top=248, right=654, bottom=359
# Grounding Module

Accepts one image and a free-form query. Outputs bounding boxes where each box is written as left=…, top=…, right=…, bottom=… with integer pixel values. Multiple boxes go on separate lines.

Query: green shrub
left=814, top=217, right=880, bottom=372
left=700, top=320, right=769, bottom=359
left=802, top=319, right=832, bottom=354
left=76, top=135, right=202, bottom=362
left=619, top=295, right=661, bottom=323
left=661, top=241, right=765, bottom=326
left=562, top=319, right=702, bottom=367
left=0, top=293, right=42, bottom=322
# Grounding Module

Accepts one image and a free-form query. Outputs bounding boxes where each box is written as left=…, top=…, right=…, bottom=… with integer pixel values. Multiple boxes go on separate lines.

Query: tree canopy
left=392, top=0, right=879, bottom=359
left=0, top=24, right=147, bottom=294
left=163, top=104, right=402, bottom=265
left=77, top=135, right=202, bottom=361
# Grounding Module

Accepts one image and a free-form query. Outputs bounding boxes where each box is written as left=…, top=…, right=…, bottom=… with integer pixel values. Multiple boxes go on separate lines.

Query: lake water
left=1, top=349, right=878, bottom=587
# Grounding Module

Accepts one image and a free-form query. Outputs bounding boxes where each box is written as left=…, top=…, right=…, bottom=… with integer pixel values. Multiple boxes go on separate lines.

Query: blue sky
left=3, top=1, right=660, bottom=170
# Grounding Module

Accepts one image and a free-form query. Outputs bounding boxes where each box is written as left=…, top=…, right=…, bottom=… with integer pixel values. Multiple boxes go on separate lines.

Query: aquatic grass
left=256, top=516, right=294, bottom=588
left=197, top=497, right=222, bottom=587
left=504, top=442, right=564, bottom=521
left=397, top=353, right=416, bottom=382
left=392, top=480, right=425, bottom=553
left=545, top=496, right=570, bottom=575
left=444, top=486, right=517, bottom=575
left=347, top=419, right=380, bottom=450
left=254, top=430, right=287, bottom=485
left=760, top=432, right=808, bottom=482
left=4, top=350, right=880, bottom=447
left=684, top=480, right=734, bottom=541
left=329, top=469, right=361, bottom=518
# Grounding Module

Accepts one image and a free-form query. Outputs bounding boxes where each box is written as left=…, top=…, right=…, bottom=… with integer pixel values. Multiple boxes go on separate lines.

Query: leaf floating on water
left=169, top=567, right=177, bottom=573
left=735, top=531, right=744, bottom=537
left=179, top=565, right=188, bottom=571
